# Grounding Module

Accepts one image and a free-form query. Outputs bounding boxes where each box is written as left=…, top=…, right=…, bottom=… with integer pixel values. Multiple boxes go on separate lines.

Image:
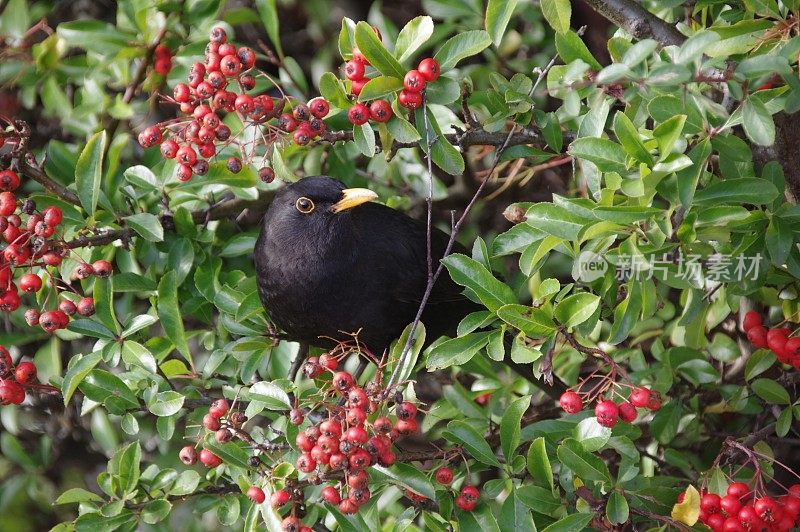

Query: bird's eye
left=295, top=197, right=315, bottom=214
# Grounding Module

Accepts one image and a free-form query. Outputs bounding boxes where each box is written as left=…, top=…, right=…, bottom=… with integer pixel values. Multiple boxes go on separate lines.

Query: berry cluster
left=0, top=166, right=110, bottom=332
left=153, top=44, right=173, bottom=77
left=341, top=48, right=440, bottom=126
left=559, top=386, right=662, bottom=428
left=138, top=27, right=269, bottom=181
left=0, top=345, right=36, bottom=406
left=178, top=398, right=245, bottom=468
left=743, top=311, right=800, bottom=369
left=683, top=483, right=800, bottom=531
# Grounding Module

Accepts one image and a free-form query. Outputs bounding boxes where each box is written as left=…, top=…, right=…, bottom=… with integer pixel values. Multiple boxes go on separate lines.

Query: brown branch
left=580, top=0, right=685, bottom=46
left=128, top=482, right=241, bottom=510
left=321, top=127, right=551, bottom=151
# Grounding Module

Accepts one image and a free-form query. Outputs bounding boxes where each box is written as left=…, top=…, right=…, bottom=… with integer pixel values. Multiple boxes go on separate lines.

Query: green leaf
left=542, top=513, right=593, bottom=532
left=496, top=304, right=556, bottom=337
left=540, top=0, right=570, bottom=34
left=142, top=499, right=172, bottom=524
left=606, top=492, right=629, bottom=525
left=651, top=401, right=682, bottom=443
left=525, top=203, right=586, bottom=240
left=442, top=420, right=501, bottom=466
left=318, top=72, right=350, bottom=109
left=372, top=464, right=436, bottom=499
left=75, top=130, right=106, bottom=216
left=442, top=254, right=515, bottom=311
left=358, top=76, right=403, bottom=101
left=123, top=165, right=159, bottom=190
left=556, top=438, right=612, bottom=482
left=147, top=391, right=185, bottom=417
left=653, top=115, right=686, bottom=159
left=554, top=293, right=600, bottom=329
left=79, top=370, right=139, bottom=410
left=353, top=123, right=376, bottom=157
left=248, top=381, right=291, bottom=410
left=568, top=137, right=627, bottom=173
left=125, top=213, right=163, bottom=242
left=395, top=16, right=434, bottom=63
left=499, top=489, right=536, bottom=531
left=766, top=215, right=792, bottom=266
left=387, top=115, right=421, bottom=143
left=62, top=351, right=103, bottom=406
left=517, top=484, right=562, bottom=517
left=434, top=30, right=492, bottom=71
left=204, top=440, right=251, bottom=470
left=255, top=0, right=282, bottom=57
left=573, top=417, right=611, bottom=452
left=742, top=97, right=775, bottom=146
left=527, top=437, right=554, bottom=491
left=427, top=332, right=491, bottom=371
left=751, top=378, right=790, bottom=404
left=612, top=111, right=653, bottom=165
left=555, top=31, right=601, bottom=70
left=676, top=139, right=712, bottom=208
left=693, top=178, right=779, bottom=205
left=55, top=488, right=104, bottom=505
left=486, top=0, right=519, bottom=44
left=500, top=395, right=530, bottom=460
left=157, top=271, right=192, bottom=364
left=388, top=322, right=426, bottom=385
left=744, top=350, right=775, bottom=380
left=354, top=21, right=405, bottom=78
left=110, top=441, right=141, bottom=496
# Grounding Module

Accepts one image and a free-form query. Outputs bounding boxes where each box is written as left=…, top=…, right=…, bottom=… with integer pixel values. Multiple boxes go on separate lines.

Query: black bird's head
left=259, top=176, right=379, bottom=251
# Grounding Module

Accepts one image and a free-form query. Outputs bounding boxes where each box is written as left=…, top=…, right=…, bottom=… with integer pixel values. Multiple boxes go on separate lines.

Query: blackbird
left=254, top=176, right=479, bottom=353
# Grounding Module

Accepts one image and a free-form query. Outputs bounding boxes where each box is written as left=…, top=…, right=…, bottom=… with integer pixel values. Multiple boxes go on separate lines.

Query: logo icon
left=573, top=251, right=608, bottom=282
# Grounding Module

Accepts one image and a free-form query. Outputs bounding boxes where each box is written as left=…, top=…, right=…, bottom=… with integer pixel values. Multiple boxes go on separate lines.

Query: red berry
left=177, top=164, right=193, bottom=182
left=320, top=419, right=342, bottom=437
left=179, top=445, right=197, bottom=465
left=220, top=55, right=241, bottom=76
left=746, top=325, right=768, bottom=348
left=237, top=47, right=256, bottom=68
left=318, top=354, right=338, bottom=371
left=154, top=57, right=172, bottom=76
left=559, top=391, right=582, bottom=414
left=176, top=146, right=197, bottom=166
left=343, top=101, right=366, bottom=127
left=92, top=260, right=113, bottom=278
left=259, top=166, right=275, bottom=183
left=721, top=495, right=742, bottom=516
left=403, top=70, right=426, bottom=92
left=0, top=170, right=20, bottom=191
left=436, top=467, right=454, bottom=485
left=346, top=407, right=366, bottom=426
left=247, top=486, right=265, bottom=504
left=308, top=97, right=330, bottom=118
left=226, top=157, right=242, bottom=174
left=293, top=128, right=311, bottom=146
left=14, top=361, right=36, bottom=384
left=77, top=297, right=95, bottom=317
left=203, top=413, right=221, bottom=431
left=395, top=418, right=418, bottom=435
left=351, top=47, right=369, bottom=65
left=767, top=332, right=789, bottom=359
left=350, top=77, right=367, bottom=95
left=0, top=191, right=16, bottom=216
left=209, top=399, right=229, bottom=419
left=397, top=401, right=417, bottom=419
left=398, top=89, right=422, bottom=109
left=321, top=486, right=341, bottom=505
left=742, top=311, right=762, bottom=331
left=349, top=449, right=371, bottom=469
left=332, top=371, right=354, bottom=391
left=160, top=139, right=179, bottom=159
left=461, top=485, right=480, bottom=502
left=235, top=94, right=254, bottom=114
left=595, top=400, right=619, bottom=428
left=339, top=499, right=358, bottom=514
left=346, top=426, right=368, bottom=445
left=647, top=393, right=662, bottom=411
left=296, top=432, right=314, bottom=452
left=155, top=44, right=170, bottom=58
left=789, top=484, right=800, bottom=498
left=347, top=387, right=368, bottom=408
left=270, top=489, right=290, bottom=508
left=783, top=337, right=800, bottom=362
left=209, top=26, right=227, bottom=44
left=279, top=113, right=298, bottom=132
left=0, top=289, right=20, bottom=312
left=0, top=380, right=25, bottom=405
left=722, top=516, right=746, bottom=531
left=701, top=493, right=722, bottom=514
left=344, top=60, right=366, bottom=80
left=19, top=273, right=42, bottom=293
left=369, top=99, right=392, bottom=122
left=24, top=308, right=40, bottom=326
left=199, top=449, right=222, bottom=467
left=629, top=387, right=650, bottom=408
left=753, top=496, right=782, bottom=523
left=58, top=299, right=76, bottom=316
left=296, top=452, right=316, bottom=473
left=173, top=83, right=191, bottom=102
left=455, top=494, right=476, bottom=511
left=738, top=505, right=759, bottom=527
left=418, top=58, right=441, bottom=82
left=618, top=401, right=637, bottom=422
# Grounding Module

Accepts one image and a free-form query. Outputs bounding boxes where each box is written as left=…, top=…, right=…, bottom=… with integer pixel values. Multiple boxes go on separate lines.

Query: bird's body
left=255, top=176, right=477, bottom=353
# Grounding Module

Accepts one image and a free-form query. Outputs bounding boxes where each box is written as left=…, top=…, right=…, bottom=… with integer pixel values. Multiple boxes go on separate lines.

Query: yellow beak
left=331, top=188, right=378, bottom=213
